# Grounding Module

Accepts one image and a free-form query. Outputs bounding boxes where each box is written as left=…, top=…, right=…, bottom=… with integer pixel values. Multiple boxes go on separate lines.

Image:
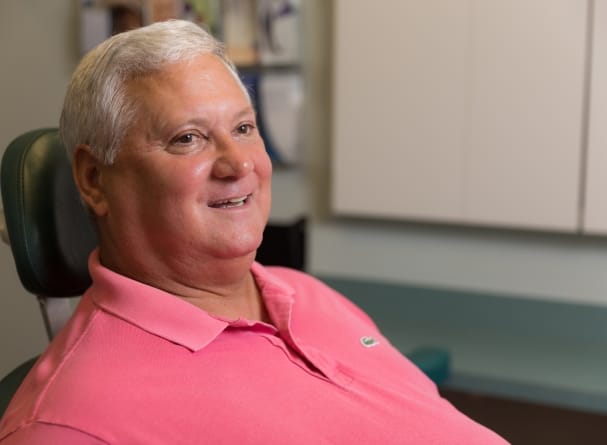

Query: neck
left=179, top=268, right=270, bottom=323
left=99, top=246, right=270, bottom=322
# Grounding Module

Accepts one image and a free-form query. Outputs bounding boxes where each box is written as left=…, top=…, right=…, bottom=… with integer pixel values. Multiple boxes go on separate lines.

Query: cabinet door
left=583, top=0, right=607, bottom=234
left=332, top=0, right=588, bottom=232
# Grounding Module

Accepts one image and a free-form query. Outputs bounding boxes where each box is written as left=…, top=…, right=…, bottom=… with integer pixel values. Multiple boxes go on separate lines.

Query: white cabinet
left=331, top=0, right=589, bottom=232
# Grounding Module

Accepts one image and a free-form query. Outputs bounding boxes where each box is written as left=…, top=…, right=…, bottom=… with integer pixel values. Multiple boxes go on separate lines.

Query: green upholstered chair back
left=1, top=128, right=96, bottom=297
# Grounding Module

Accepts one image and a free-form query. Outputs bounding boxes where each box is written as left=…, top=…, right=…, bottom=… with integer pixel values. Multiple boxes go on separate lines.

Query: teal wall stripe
left=319, top=275, right=607, bottom=344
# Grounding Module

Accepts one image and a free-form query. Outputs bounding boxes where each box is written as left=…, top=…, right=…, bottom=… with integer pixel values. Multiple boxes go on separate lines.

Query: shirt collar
left=250, top=262, right=296, bottom=334
left=86, top=250, right=296, bottom=352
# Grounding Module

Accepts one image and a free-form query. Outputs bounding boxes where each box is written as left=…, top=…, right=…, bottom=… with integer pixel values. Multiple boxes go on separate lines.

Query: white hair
left=59, top=19, right=245, bottom=164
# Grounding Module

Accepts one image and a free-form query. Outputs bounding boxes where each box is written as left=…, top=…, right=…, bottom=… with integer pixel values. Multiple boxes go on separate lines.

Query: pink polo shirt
left=0, top=251, right=507, bottom=444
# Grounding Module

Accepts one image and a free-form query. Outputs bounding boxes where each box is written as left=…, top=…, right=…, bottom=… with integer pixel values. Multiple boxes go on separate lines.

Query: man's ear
left=72, top=144, right=109, bottom=217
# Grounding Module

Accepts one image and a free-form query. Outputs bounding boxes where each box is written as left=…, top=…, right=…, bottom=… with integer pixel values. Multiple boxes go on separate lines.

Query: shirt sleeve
left=0, top=422, right=108, bottom=445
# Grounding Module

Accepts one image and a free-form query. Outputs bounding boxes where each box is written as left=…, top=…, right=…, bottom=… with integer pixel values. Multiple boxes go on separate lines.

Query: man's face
left=92, top=53, right=272, bottom=284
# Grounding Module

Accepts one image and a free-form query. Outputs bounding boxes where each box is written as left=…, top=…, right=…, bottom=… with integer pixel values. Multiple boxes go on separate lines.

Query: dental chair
left=0, top=128, right=449, bottom=416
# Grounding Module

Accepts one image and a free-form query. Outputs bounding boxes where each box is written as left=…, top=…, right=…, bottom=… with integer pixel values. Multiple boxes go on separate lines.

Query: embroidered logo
left=360, top=336, right=380, bottom=348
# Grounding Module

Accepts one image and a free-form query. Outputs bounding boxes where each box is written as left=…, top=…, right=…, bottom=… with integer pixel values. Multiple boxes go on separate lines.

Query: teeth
left=211, top=195, right=248, bottom=208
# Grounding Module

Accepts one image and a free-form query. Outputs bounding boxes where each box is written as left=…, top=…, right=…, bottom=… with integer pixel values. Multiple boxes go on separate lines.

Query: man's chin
left=212, top=239, right=262, bottom=261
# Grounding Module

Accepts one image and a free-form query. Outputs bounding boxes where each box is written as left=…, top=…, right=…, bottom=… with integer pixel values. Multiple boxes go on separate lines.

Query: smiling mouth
left=208, top=195, right=250, bottom=209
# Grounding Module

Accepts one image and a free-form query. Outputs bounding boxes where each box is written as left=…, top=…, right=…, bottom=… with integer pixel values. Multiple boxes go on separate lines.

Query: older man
left=0, top=20, right=507, bottom=444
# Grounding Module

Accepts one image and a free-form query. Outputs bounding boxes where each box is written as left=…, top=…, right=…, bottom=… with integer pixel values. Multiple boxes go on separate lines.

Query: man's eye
left=167, top=132, right=208, bottom=154
left=236, top=124, right=254, bottom=135
left=173, top=133, right=196, bottom=144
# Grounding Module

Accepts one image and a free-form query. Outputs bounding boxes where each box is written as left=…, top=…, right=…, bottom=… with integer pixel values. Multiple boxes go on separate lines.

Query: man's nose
left=212, top=137, right=254, bottom=179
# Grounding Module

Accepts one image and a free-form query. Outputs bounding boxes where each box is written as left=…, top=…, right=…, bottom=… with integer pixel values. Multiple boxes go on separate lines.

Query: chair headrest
left=1, top=128, right=96, bottom=297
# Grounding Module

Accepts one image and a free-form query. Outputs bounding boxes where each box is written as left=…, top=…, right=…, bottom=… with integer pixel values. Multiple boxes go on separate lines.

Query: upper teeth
left=212, top=196, right=247, bottom=207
